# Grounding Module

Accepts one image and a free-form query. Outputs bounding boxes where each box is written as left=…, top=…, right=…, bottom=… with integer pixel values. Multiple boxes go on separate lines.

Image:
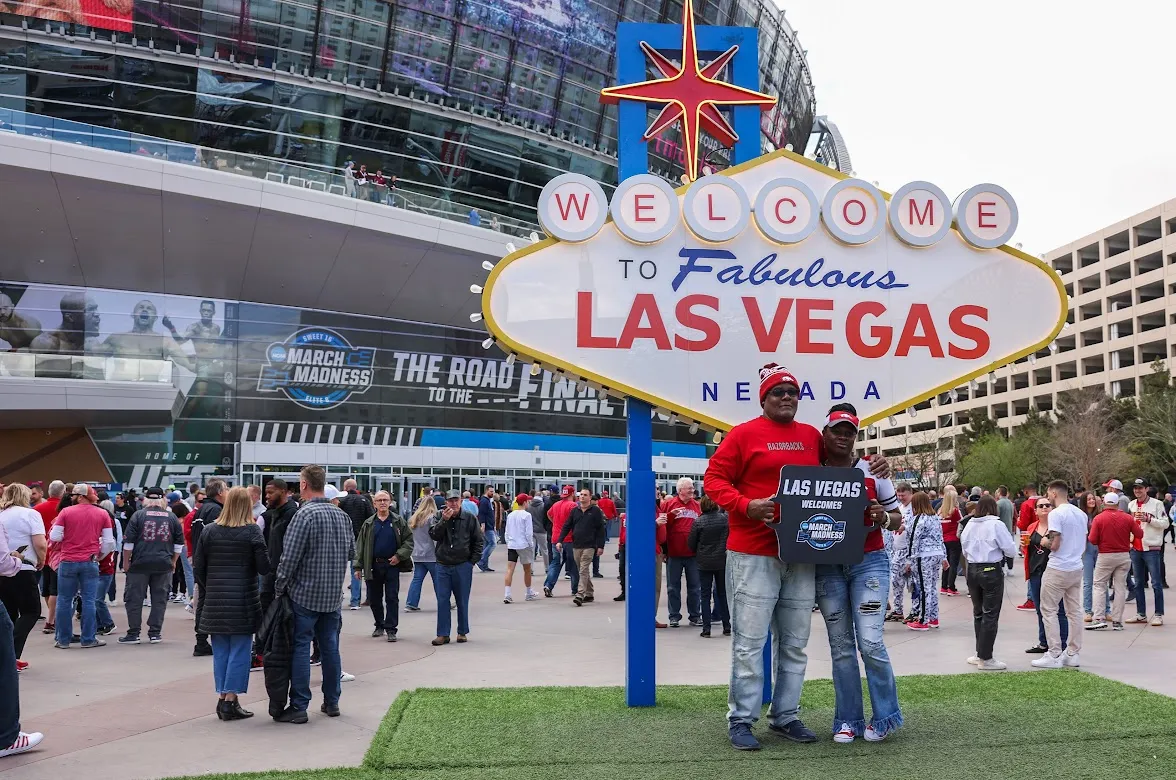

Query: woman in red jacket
left=939, top=486, right=962, bottom=595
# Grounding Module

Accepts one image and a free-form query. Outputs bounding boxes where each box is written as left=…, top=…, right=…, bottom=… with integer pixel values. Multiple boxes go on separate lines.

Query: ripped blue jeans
left=816, top=549, right=903, bottom=737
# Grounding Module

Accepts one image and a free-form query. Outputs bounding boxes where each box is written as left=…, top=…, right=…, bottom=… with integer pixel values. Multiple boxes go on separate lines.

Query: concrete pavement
left=3, top=543, right=1174, bottom=779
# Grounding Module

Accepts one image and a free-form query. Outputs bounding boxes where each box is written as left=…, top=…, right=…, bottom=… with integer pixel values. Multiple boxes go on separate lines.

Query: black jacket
left=558, top=505, right=607, bottom=549
left=193, top=523, right=269, bottom=636
left=261, top=498, right=298, bottom=596
left=189, top=497, right=222, bottom=557
left=338, top=491, right=374, bottom=539
left=687, top=510, right=729, bottom=571
left=428, top=509, right=484, bottom=566
left=259, top=593, right=294, bottom=718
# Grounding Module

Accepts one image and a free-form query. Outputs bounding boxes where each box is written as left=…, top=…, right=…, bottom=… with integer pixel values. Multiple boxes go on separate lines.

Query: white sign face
left=484, top=151, right=1067, bottom=431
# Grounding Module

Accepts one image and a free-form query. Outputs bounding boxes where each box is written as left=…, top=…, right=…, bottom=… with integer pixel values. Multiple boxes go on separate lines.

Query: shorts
left=40, top=566, right=58, bottom=597
left=507, top=547, right=534, bottom=565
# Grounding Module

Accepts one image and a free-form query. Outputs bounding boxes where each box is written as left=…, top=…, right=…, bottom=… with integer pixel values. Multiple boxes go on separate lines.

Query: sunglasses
left=767, top=386, right=799, bottom=399
left=1036, top=503, right=1051, bottom=509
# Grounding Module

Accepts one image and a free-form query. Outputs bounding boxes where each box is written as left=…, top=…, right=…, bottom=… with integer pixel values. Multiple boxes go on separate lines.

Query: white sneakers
left=833, top=723, right=856, bottom=743
left=1151, top=615, right=1164, bottom=627
left=978, top=659, right=1007, bottom=671
left=0, top=732, right=43, bottom=758
left=525, top=590, right=538, bottom=601
left=863, top=725, right=889, bottom=742
left=966, top=656, right=981, bottom=665
left=339, top=671, right=355, bottom=682
left=1031, top=652, right=1080, bottom=669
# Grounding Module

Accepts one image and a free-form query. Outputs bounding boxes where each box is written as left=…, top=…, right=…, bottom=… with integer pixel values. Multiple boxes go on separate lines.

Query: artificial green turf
left=172, top=673, right=1176, bottom=780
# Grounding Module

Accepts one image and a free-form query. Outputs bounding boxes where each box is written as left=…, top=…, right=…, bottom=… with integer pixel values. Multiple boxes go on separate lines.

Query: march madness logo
left=797, top=514, right=847, bottom=551
left=257, top=327, right=375, bottom=410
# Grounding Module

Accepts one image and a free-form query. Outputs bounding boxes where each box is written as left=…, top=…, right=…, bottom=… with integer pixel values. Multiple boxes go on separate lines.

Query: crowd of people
left=1, top=361, right=1172, bottom=758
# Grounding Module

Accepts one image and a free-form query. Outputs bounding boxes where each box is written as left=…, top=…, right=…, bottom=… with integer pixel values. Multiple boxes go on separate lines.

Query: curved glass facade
left=0, top=0, right=815, bottom=224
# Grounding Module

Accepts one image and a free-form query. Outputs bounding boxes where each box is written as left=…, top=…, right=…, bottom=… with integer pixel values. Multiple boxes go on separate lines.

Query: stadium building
left=0, top=0, right=827, bottom=498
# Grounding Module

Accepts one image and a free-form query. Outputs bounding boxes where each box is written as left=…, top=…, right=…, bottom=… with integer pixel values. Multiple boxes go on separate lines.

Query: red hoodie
left=548, top=498, right=575, bottom=545
left=703, top=415, right=822, bottom=557
left=662, top=496, right=701, bottom=557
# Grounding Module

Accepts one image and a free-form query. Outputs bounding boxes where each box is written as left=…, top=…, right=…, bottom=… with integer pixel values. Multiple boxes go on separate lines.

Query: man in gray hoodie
left=527, top=496, right=550, bottom=572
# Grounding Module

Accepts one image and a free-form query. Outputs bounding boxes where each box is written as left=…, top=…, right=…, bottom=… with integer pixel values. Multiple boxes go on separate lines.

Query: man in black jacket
left=557, top=488, right=607, bottom=607
left=337, top=479, right=374, bottom=610
left=190, top=478, right=225, bottom=657
left=259, top=478, right=298, bottom=712
left=428, top=490, right=484, bottom=646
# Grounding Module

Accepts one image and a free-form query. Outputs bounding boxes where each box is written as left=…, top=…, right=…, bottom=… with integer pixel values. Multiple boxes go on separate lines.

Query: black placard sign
left=770, top=466, right=871, bottom=565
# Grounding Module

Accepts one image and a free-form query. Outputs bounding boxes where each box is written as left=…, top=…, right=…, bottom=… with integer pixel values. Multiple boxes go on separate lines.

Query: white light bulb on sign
left=869, top=425, right=879, bottom=437
left=469, top=312, right=482, bottom=323
left=1048, top=341, right=1058, bottom=353
left=948, top=389, right=958, bottom=402
left=470, top=284, right=482, bottom=294
left=712, top=431, right=722, bottom=444
left=530, top=362, right=541, bottom=376
left=1028, top=353, right=1037, bottom=365
left=688, top=422, right=699, bottom=435
left=529, top=232, right=540, bottom=243
left=481, top=337, right=494, bottom=349
left=988, top=372, right=997, bottom=384
left=1063, top=322, right=1072, bottom=331
left=969, top=379, right=978, bottom=392
left=506, top=242, right=517, bottom=254
left=482, top=260, right=495, bottom=272
left=505, top=353, right=516, bottom=366
left=888, top=416, right=897, bottom=427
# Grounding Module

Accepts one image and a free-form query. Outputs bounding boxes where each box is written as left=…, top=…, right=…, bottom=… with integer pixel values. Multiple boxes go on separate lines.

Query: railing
left=0, top=107, right=542, bottom=238
left=0, top=353, right=177, bottom=385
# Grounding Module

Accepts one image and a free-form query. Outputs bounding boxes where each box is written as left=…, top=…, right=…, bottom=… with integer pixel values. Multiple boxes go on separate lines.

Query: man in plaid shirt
left=275, top=465, right=355, bottom=723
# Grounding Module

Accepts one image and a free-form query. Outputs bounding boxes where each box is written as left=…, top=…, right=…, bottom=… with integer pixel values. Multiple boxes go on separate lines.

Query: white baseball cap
left=324, top=485, right=341, bottom=500
left=1103, top=492, right=1120, bottom=506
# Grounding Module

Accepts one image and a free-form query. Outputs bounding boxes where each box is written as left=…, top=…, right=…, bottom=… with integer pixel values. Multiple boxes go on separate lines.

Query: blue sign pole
left=613, top=19, right=765, bottom=708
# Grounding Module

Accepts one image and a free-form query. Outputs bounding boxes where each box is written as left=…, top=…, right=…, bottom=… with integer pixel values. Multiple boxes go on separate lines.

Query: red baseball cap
left=516, top=493, right=531, bottom=506
left=826, top=411, right=860, bottom=431
left=561, top=485, right=575, bottom=498
left=758, top=363, right=800, bottom=404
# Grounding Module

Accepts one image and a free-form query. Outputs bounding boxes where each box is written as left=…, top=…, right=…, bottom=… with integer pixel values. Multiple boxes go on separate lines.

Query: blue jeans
left=726, top=551, right=814, bottom=728
left=1028, top=573, right=1068, bottom=648
left=95, top=573, right=114, bottom=629
left=1082, top=542, right=1098, bottom=615
left=666, top=556, right=701, bottom=623
left=478, top=529, right=496, bottom=570
left=290, top=602, right=342, bottom=712
left=0, top=601, right=18, bottom=746
left=406, top=561, right=438, bottom=609
left=211, top=634, right=253, bottom=695
left=816, top=550, right=902, bottom=736
left=436, top=561, right=473, bottom=637
left=350, top=564, right=362, bottom=608
left=543, top=544, right=579, bottom=594
left=56, top=560, right=99, bottom=645
left=180, top=547, right=195, bottom=599
left=1132, top=549, right=1165, bottom=616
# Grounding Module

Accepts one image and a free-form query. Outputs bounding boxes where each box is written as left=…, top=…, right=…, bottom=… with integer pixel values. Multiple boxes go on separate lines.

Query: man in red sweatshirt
left=661, top=477, right=702, bottom=627
left=542, top=486, right=578, bottom=598
left=704, top=363, right=888, bottom=752
left=1085, top=492, right=1139, bottom=631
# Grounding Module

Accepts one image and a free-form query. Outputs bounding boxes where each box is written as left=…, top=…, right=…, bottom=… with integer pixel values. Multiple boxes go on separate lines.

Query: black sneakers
left=118, top=634, right=141, bottom=645
left=193, top=641, right=213, bottom=657
left=274, top=707, right=308, bottom=724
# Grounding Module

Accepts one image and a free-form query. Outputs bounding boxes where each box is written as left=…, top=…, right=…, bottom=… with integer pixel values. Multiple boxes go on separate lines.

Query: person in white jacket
left=1126, top=478, right=1170, bottom=626
left=959, top=496, right=1017, bottom=670
left=502, top=496, right=536, bottom=603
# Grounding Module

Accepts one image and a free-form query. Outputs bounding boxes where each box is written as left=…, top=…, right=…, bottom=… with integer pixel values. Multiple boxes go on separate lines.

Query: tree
left=893, top=428, right=952, bottom=489
left=1048, top=386, right=1132, bottom=492
left=1127, top=360, right=1176, bottom=486
left=954, top=412, right=1003, bottom=463
left=956, top=433, right=1035, bottom=491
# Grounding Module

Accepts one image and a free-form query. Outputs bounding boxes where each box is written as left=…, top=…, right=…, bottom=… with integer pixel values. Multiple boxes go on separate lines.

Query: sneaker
left=41, top=623, right=54, bottom=634
left=483, top=568, right=496, bottom=573
left=0, top=732, right=44, bottom=758
left=1031, top=653, right=1064, bottom=669
left=864, top=724, right=892, bottom=742
left=251, top=654, right=264, bottom=670
left=728, top=723, right=761, bottom=751
left=592, top=573, right=604, bottom=579
left=543, top=587, right=553, bottom=598
left=1085, top=621, right=1109, bottom=631
left=1016, top=600, right=1036, bottom=612
left=148, top=633, right=162, bottom=644
left=1151, top=615, right=1164, bottom=627
left=340, top=671, right=355, bottom=682
left=668, top=619, right=680, bottom=628
left=1083, top=613, right=1093, bottom=623
left=405, top=605, right=421, bottom=612
left=613, top=594, right=625, bottom=601
left=96, top=624, right=116, bottom=636
left=903, top=614, right=919, bottom=623
left=948, top=588, right=960, bottom=596
left=310, top=657, right=321, bottom=666
left=966, top=655, right=981, bottom=665
left=573, top=596, right=584, bottom=607
left=1125, top=614, right=1147, bottom=624
left=349, top=605, right=360, bottom=611
left=15, top=660, right=28, bottom=672
left=54, top=641, right=69, bottom=649
left=118, top=634, right=141, bottom=645
left=906, top=621, right=930, bottom=631
left=927, top=619, right=940, bottom=629
left=1025, top=644, right=1048, bottom=653
left=274, top=707, right=308, bottom=724
left=525, top=591, right=537, bottom=601
left=833, top=723, right=856, bottom=743
left=1112, top=622, right=1124, bottom=631
left=978, top=658, right=1007, bottom=671
left=723, top=627, right=731, bottom=636
left=386, top=632, right=398, bottom=642
left=193, top=642, right=212, bottom=657
left=584, top=595, right=594, bottom=603
left=768, top=719, right=818, bottom=743
left=939, top=587, right=952, bottom=595
left=1062, top=652, right=1081, bottom=668
left=185, top=604, right=194, bottom=614
left=503, top=595, right=513, bottom=604
left=79, top=640, right=106, bottom=648
left=655, top=621, right=668, bottom=628
left=688, top=618, right=703, bottom=627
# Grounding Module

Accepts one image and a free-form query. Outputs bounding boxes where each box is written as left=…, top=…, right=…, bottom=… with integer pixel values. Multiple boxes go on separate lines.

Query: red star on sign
left=599, top=0, right=777, bottom=181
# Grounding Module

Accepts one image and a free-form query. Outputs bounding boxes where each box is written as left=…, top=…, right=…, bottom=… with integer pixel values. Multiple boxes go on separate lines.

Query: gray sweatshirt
left=410, top=520, right=436, bottom=562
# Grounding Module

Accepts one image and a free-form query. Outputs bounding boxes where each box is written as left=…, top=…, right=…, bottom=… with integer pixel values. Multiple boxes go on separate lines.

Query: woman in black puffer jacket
left=688, top=496, right=729, bottom=638
left=194, top=486, right=269, bottom=721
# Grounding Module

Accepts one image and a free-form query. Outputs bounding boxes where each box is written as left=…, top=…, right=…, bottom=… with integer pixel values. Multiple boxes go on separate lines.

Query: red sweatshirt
left=1088, top=508, right=1140, bottom=554
left=548, top=498, right=576, bottom=544
left=703, top=415, right=821, bottom=557
left=662, top=496, right=701, bottom=557
left=940, top=508, right=961, bottom=543
left=598, top=497, right=618, bottom=520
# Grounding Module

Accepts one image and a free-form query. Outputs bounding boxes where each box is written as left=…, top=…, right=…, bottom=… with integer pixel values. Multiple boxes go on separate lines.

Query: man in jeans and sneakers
left=120, top=487, right=184, bottom=644
left=49, top=484, right=115, bottom=650
left=1085, top=492, right=1137, bottom=632
left=274, top=465, right=354, bottom=722
left=704, top=363, right=889, bottom=751
left=1032, top=481, right=1086, bottom=669
left=1126, top=478, right=1169, bottom=627
left=556, top=489, right=606, bottom=607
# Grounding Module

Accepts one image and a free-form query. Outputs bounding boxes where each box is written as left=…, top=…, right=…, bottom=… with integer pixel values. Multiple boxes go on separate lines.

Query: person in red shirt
left=661, top=477, right=702, bottom=628
left=542, top=486, right=578, bottom=597
left=48, top=484, right=115, bottom=649
left=1086, top=493, right=1139, bottom=630
left=814, top=404, right=904, bottom=743
left=1015, top=485, right=1040, bottom=611
left=938, top=486, right=963, bottom=595
left=704, top=363, right=888, bottom=752
left=34, top=480, right=65, bottom=635
left=598, top=492, right=618, bottom=522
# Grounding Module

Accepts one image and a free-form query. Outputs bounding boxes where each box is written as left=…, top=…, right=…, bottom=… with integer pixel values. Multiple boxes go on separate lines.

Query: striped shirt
left=276, top=498, right=355, bottom=613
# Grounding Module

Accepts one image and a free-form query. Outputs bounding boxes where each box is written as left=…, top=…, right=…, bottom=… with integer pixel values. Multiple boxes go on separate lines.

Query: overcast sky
left=782, top=0, right=1176, bottom=255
